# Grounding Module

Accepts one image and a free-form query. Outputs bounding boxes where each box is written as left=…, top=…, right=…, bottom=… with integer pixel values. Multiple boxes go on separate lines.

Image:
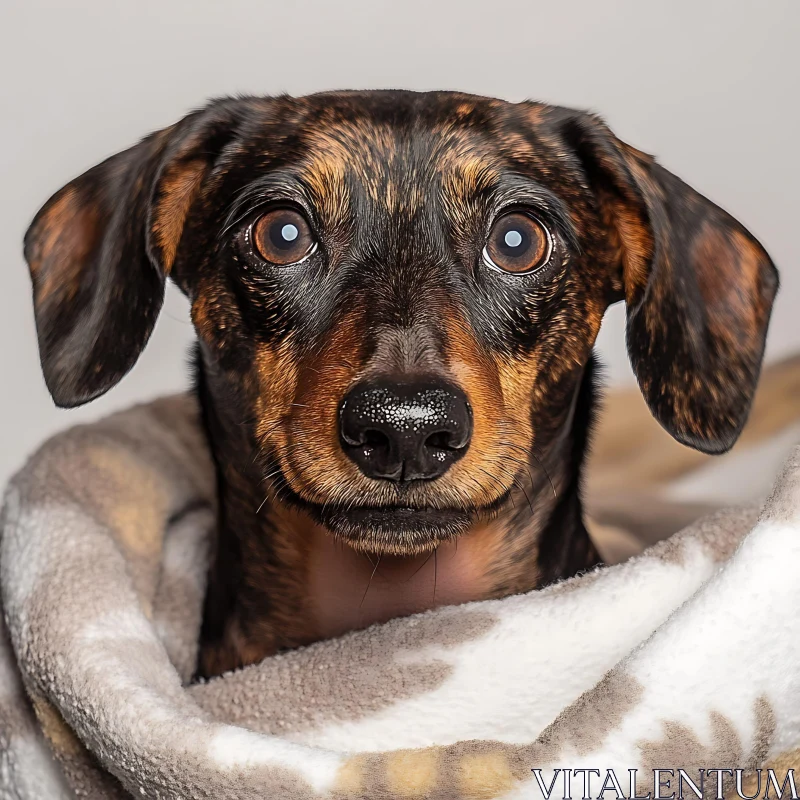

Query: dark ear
left=555, top=111, right=779, bottom=454
left=23, top=101, right=243, bottom=407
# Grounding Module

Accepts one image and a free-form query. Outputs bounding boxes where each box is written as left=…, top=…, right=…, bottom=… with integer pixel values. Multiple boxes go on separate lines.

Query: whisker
left=478, top=467, right=507, bottom=495
left=513, top=477, right=536, bottom=517
left=496, top=440, right=532, bottom=458
left=495, top=437, right=558, bottom=501
left=249, top=418, right=285, bottom=440
left=433, top=548, right=438, bottom=606
left=404, top=550, right=436, bottom=582
left=529, top=451, right=557, bottom=500
left=253, top=469, right=284, bottom=513
left=360, top=555, right=382, bottom=610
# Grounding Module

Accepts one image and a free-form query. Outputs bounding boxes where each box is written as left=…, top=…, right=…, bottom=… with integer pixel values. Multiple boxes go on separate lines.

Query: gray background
left=1, top=0, right=798, bottom=487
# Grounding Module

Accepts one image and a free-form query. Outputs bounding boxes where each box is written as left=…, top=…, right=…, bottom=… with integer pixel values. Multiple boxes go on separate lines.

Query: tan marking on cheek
left=441, top=314, right=518, bottom=504
left=386, top=750, right=439, bottom=796
left=275, top=305, right=367, bottom=502
left=459, top=752, right=516, bottom=799
left=152, top=158, right=206, bottom=273
left=253, top=341, right=301, bottom=456
left=496, top=357, right=538, bottom=426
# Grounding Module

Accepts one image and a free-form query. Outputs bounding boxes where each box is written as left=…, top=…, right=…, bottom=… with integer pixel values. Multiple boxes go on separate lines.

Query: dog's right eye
left=483, top=211, right=552, bottom=275
left=251, top=208, right=316, bottom=266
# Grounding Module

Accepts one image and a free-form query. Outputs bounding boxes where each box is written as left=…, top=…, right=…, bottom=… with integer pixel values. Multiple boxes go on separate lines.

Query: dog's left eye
left=252, top=208, right=316, bottom=266
left=483, top=212, right=552, bottom=274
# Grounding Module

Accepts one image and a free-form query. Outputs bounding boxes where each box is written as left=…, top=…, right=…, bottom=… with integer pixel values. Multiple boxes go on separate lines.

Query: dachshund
left=23, top=91, right=778, bottom=676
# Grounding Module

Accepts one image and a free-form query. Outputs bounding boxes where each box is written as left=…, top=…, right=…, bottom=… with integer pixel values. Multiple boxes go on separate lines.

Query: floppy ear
left=555, top=111, right=779, bottom=454
left=23, top=101, right=243, bottom=408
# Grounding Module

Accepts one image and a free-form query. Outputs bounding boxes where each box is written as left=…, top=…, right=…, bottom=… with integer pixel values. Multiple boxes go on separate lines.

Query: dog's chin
left=316, top=506, right=475, bottom=556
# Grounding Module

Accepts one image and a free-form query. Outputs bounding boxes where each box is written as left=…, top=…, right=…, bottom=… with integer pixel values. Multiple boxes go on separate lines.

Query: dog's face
left=24, top=91, right=778, bottom=555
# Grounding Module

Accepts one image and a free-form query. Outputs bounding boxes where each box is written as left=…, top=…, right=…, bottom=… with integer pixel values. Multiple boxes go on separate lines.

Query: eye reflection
left=281, top=223, right=299, bottom=242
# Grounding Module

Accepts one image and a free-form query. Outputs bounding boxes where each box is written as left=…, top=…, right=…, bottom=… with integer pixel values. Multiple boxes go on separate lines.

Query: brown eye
left=483, top=212, right=552, bottom=274
left=252, top=208, right=316, bottom=266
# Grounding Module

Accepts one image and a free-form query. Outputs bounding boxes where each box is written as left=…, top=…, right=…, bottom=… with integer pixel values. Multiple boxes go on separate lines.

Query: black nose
left=339, top=379, right=472, bottom=482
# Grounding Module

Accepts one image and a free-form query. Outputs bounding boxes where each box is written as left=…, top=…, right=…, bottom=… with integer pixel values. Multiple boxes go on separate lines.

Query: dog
left=23, top=91, right=778, bottom=677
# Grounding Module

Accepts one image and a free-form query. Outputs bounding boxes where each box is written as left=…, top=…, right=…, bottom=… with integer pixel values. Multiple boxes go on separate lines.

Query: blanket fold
left=1, top=394, right=798, bottom=799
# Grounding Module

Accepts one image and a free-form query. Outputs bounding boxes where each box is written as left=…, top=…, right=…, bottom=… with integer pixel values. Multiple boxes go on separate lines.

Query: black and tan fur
left=23, top=91, right=778, bottom=676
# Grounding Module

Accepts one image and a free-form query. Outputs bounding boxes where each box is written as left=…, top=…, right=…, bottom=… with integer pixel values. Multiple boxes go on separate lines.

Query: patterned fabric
left=1, top=393, right=799, bottom=798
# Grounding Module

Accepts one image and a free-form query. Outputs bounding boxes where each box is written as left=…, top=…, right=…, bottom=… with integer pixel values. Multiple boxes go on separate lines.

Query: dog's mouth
left=316, top=505, right=474, bottom=554
left=300, top=490, right=513, bottom=555
left=266, top=461, right=513, bottom=555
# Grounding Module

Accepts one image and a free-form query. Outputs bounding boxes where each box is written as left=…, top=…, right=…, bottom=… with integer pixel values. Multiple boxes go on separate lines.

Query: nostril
left=424, top=429, right=467, bottom=451
left=424, top=431, right=452, bottom=451
left=342, top=424, right=393, bottom=461
left=340, top=400, right=383, bottom=448
left=342, top=426, right=401, bottom=481
left=361, top=429, right=391, bottom=454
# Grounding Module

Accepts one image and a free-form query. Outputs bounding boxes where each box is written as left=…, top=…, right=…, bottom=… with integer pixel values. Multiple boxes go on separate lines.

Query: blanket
left=1, top=393, right=799, bottom=799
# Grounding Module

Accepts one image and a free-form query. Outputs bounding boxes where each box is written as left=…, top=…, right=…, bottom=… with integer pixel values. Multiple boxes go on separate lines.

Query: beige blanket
left=1, top=391, right=799, bottom=798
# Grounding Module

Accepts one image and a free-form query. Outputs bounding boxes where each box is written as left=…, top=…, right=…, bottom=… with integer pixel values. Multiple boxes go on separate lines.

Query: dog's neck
left=195, top=354, right=600, bottom=677
left=258, top=505, right=530, bottom=644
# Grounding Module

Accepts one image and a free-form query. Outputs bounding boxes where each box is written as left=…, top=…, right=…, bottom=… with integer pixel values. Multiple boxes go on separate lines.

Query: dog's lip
left=310, top=491, right=512, bottom=525
left=358, top=505, right=449, bottom=514
left=315, top=504, right=476, bottom=550
left=315, top=505, right=475, bottom=539
left=261, top=460, right=513, bottom=524
left=290, top=490, right=513, bottom=553
left=328, top=505, right=469, bottom=519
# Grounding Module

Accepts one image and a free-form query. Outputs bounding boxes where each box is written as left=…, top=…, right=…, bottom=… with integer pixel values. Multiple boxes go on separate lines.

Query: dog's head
left=25, top=91, right=778, bottom=554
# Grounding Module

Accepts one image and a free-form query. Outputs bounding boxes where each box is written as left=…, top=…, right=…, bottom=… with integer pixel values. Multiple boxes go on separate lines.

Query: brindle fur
left=24, top=91, right=778, bottom=676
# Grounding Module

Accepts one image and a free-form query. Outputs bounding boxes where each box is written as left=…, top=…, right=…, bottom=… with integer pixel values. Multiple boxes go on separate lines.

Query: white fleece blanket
left=1, top=394, right=798, bottom=799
